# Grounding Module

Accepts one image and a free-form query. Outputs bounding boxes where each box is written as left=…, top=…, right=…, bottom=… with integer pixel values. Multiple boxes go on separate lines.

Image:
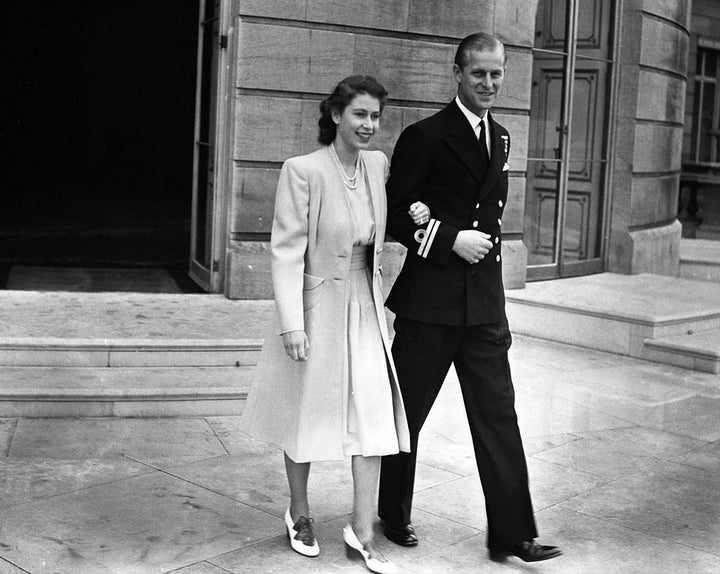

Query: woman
left=241, top=76, right=428, bottom=574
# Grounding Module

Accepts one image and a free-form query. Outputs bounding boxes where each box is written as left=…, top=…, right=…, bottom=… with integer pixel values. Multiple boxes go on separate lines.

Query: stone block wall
left=226, top=0, right=539, bottom=298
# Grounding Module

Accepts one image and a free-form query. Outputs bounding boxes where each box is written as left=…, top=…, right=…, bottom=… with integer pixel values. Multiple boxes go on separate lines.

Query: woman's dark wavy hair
left=317, top=75, right=388, bottom=145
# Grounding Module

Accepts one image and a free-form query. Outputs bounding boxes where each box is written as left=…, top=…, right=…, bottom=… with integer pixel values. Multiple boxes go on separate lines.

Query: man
left=378, top=32, right=561, bottom=563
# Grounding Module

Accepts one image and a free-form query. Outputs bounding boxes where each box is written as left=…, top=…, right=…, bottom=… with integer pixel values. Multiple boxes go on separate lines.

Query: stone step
left=0, top=337, right=263, bottom=367
left=679, top=238, right=720, bottom=283
left=506, top=273, right=720, bottom=373
left=0, top=365, right=255, bottom=417
left=0, top=291, right=274, bottom=367
left=643, top=330, right=720, bottom=374
left=0, top=293, right=271, bottom=416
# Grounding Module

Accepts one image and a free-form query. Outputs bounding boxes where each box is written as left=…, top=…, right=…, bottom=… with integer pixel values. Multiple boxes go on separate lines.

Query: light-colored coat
left=241, top=146, right=410, bottom=462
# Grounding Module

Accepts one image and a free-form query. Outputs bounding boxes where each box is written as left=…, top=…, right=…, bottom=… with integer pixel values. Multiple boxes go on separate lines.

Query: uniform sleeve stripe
left=418, top=218, right=440, bottom=258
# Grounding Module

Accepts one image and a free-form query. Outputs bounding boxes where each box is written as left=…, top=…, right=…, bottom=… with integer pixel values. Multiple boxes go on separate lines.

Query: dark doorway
left=1, top=0, right=202, bottom=292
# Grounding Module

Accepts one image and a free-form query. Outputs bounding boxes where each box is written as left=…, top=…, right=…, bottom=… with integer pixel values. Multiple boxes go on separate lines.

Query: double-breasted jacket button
left=472, top=220, right=479, bottom=228
left=475, top=203, right=480, bottom=209
left=496, top=254, right=501, bottom=262
left=495, top=236, right=499, bottom=244
left=498, top=199, right=503, bottom=208
left=497, top=218, right=502, bottom=226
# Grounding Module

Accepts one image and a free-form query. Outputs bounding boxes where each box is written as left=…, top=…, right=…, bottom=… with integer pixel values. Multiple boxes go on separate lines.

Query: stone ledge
left=506, top=272, right=720, bottom=371
left=0, top=366, right=254, bottom=417
left=0, top=338, right=263, bottom=349
left=643, top=331, right=720, bottom=374
left=0, top=399, right=246, bottom=418
left=0, top=341, right=263, bottom=368
left=506, top=273, right=720, bottom=326
left=679, top=238, right=720, bottom=283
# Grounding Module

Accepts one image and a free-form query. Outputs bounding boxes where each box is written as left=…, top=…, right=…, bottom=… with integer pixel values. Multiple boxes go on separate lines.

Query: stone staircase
left=3, top=254, right=720, bottom=417
left=0, top=292, right=273, bottom=416
left=506, top=272, right=720, bottom=376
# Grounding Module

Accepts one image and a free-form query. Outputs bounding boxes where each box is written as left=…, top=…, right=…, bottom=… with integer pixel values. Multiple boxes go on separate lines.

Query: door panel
left=190, top=0, right=222, bottom=290
left=524, top=0, right=613, bottom=279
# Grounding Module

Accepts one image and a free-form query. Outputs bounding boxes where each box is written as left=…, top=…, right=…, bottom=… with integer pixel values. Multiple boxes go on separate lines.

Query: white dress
left=342, top=163, right=399, bottom=456
left=240, top=149, right=409, bottom=463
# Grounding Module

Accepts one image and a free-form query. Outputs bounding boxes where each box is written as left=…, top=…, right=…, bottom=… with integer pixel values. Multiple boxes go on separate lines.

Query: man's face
left=454, top=46, right=506, bottom=117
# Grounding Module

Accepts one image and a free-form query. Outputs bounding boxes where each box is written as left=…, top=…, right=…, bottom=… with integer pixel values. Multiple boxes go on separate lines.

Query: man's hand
left=409, top=201, right=430, bottom=225
left=282, top=330, right=309, bottom=361
left=452, top=230, right=493, bottom=264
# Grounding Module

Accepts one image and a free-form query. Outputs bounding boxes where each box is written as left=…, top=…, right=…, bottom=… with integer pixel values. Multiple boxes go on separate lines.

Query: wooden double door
left=524, top=0, right=617, bottom=280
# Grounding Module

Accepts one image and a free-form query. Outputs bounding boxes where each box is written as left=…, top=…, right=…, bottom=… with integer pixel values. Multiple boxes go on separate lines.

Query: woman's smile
left=333, top=93, right=382, bottom=152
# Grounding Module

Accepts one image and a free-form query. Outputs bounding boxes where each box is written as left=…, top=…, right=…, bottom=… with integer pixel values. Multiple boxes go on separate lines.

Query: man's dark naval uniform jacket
left=385, top=100, right=510, bottom=326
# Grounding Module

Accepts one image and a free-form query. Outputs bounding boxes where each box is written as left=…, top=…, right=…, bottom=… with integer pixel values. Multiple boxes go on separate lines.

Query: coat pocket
left=302, top=273, right=326, bottom=311
left=374, top=265, right=384, bottom=291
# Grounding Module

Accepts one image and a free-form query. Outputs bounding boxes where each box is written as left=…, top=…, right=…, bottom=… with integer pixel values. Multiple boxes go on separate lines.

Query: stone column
left=607, top=0, right=690, bottom=276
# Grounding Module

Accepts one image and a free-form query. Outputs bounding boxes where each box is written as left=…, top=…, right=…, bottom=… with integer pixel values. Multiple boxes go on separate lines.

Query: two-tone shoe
left=284, top=508, right=320, bottom=557
left=343, top=524, right=398, bottom=574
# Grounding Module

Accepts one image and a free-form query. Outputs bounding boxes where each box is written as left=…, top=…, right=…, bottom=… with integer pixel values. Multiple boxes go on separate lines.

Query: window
left=691, top=46, right=720, bottom=164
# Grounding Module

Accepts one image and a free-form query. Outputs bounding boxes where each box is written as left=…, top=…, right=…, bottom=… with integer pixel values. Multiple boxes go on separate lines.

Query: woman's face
left=332, top=93, right=381, bottom=152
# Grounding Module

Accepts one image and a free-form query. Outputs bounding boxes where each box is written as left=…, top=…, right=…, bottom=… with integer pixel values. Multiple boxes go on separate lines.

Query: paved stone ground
left=0, top=292, right=273, bottom=341
left=0, top=335, right=718, bottom=573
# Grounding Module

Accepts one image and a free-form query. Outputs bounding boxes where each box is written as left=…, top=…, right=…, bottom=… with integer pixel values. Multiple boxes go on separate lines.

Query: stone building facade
left=3, top=0, right=697, bottom=296
left=207, top=0, right=692, bottom=299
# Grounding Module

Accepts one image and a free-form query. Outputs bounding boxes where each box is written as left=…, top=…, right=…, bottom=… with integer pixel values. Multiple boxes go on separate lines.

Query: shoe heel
left=345, top=542, right=360, bottom=559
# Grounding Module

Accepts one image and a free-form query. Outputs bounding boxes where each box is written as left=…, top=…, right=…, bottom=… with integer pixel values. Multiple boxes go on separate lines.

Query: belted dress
left=240, top=147, right=410, bottom=463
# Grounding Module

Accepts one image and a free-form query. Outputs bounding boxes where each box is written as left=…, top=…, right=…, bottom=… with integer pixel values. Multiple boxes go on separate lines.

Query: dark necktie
left=478, top=120, right=490, bottom=164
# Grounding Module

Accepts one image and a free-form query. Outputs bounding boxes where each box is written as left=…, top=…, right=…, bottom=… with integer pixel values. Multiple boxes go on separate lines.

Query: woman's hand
left=282, top=330, right=309, bottom=361
left=409, top=201, right=430, bottom=225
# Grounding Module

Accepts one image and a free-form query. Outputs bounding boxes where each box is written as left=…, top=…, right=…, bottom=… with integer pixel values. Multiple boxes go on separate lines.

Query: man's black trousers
left=378, top=315, right=538, bottom=550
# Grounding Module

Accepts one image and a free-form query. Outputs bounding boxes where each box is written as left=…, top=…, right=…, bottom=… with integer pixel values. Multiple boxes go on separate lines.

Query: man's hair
left=317, top=75, right=388, bottom=145
left=454, top=32, right=506, bottom=69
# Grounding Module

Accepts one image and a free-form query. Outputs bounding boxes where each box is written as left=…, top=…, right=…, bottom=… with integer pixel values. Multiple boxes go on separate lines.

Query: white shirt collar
left=455, top=96, right=490, bottom=157
left=455, top=95, right=487, bottom=134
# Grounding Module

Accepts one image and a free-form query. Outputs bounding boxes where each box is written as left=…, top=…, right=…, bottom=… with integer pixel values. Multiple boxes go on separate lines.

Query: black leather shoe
left=382, top=522, right=418, bottom=547
left=489, top=540, right=562, bottom=562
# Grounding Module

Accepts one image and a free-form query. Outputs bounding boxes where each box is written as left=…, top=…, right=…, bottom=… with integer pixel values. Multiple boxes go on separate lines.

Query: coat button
left=472, top=220, right=479, bottom=228
left=495, top=236, right=499, bottom=244
left=498, top=199, right=503, bottom=207
left=497, top=218, right=502, bottom=226
left=475, top=203, right=480, bottom=209
left=496, top=254, right=501, bottom=262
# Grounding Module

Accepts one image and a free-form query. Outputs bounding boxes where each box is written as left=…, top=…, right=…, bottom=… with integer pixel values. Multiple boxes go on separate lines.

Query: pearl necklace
left=329, top=143, right=360, bottom=190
